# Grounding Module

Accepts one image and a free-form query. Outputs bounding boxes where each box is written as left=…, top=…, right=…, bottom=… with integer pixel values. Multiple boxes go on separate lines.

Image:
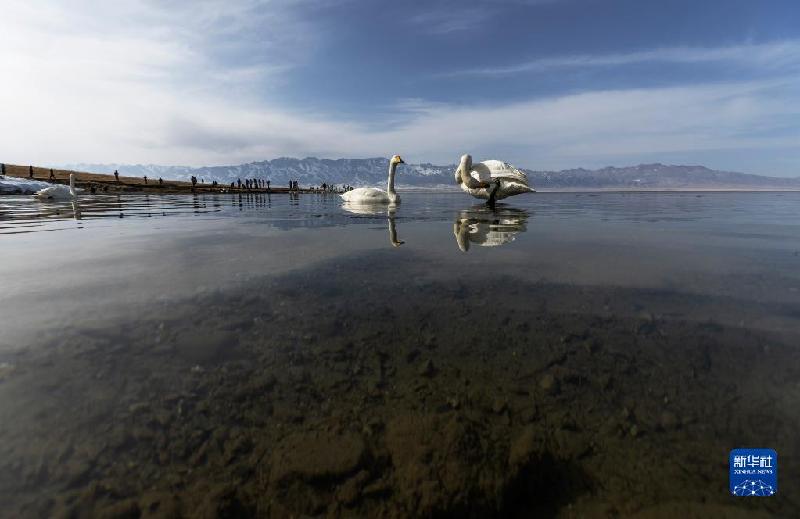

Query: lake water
left=1, top=191, right=798, bottom=517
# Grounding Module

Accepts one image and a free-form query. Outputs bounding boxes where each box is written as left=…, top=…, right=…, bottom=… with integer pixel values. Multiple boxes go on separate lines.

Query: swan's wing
left=342, top=201, right=387, bottom=215
left=494, top=181, right=535, bottom=199
left=34, top=185, right=73, bottom=199
left=471, top=160, right=530, bottom=186
left=33, top=186, right=58, bottom=198
left=341, top=187, right=387, bottom=202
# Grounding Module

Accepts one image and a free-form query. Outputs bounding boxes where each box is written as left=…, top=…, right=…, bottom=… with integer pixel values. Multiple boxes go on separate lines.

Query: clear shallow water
left=1, top=191, right=799, bottom=517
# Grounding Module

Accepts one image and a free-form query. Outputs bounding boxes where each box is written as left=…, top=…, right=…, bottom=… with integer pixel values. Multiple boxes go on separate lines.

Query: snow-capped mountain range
left=62, top=158, right=800, bottom=190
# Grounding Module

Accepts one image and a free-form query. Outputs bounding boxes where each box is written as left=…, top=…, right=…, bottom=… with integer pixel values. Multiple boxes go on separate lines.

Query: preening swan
left=34, top=173, right=78, bottom=200
left=341, top=155, right=404, bottom=204
left=455, top=154, right=535, bottom=207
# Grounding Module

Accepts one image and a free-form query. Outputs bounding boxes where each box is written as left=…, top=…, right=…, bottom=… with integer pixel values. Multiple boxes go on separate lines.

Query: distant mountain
left=63, top=159, right=800, bottom=190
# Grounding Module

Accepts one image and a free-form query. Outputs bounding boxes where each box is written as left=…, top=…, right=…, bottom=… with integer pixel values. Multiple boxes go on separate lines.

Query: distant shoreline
left=1, top=163, right=312, bottom=194
left=5, top=163, right=800, bottom=195
left=536, top=187, right=800, bottom=193
left=397, top=186, right=800, bottom=193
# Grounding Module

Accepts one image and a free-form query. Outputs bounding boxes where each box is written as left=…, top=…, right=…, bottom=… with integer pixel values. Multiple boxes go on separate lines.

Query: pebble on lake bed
left=659, top=410, right=679, bottom=431
left=538, top=373, right=559, bottom=395
left=270, top=431, right=366, bottom=483
left=418, top=359, right=436, bottom=377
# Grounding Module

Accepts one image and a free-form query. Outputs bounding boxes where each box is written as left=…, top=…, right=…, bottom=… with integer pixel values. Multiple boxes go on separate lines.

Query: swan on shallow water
left=341, top=155, right=404, bottom=205
left=34, top=173, right=78, bottom=200
left=455, top=154, right=535, bottom=207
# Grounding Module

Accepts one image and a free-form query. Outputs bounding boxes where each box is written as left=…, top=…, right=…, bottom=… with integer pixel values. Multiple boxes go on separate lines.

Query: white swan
left=341, top=155, right=404, bottom=204
left=34, top=173, right=78, bottom=200
left=455, top=154, right=535, bottom=207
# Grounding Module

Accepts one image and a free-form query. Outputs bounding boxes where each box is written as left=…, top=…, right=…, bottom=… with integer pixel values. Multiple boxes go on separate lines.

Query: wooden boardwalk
left=1, top=163, right=320, bottom=194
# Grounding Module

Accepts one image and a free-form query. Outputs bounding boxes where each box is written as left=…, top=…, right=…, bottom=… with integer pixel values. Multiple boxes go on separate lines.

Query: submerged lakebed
left=1, top=191, right=799, bottom=517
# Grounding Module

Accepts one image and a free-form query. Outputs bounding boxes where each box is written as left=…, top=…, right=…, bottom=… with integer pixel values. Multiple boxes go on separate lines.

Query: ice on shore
left=0, top=176, right=53, bottom=194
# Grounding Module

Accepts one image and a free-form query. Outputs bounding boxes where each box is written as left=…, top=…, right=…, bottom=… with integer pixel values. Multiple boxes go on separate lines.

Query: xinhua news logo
left=730, top=448, right=777, bottom=496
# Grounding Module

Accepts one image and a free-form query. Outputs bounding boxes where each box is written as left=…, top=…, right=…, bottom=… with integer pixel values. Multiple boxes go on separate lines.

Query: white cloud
left=408, top=0, right=561, bottom=34
left=409, top=6, right=494, bottom=34
left=354, top=78, right=800, bottom=170
left=442, top=40, right=800, bottom=77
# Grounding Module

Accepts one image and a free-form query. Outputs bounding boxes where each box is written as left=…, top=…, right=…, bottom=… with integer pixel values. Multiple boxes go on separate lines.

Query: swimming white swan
left=455, top=154, right=535, bottom=207
left=341, top=155, right=404, bottom=204
left=34, top=173, right=78, bottom=200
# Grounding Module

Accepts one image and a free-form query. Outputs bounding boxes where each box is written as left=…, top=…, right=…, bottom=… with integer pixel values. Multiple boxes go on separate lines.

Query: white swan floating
left=341, top=155, right=404, bottom=205
left=455, top=154, right=535, bottom=206
left=34, top=173, right=78, bottom=200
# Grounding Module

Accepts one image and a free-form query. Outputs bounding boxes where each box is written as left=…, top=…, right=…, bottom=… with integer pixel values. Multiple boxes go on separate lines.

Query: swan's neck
left=387, top=161, right=398, bottom=195
left=457, top=159, right=472, bottom=184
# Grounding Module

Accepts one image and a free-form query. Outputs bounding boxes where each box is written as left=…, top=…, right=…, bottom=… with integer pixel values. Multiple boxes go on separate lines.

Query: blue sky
left=2, top=0, right=799, bottom=175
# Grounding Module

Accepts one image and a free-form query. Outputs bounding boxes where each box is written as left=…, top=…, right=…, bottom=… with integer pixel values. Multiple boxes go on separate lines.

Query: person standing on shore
left=114, top=170, right=119, bottom=182
left=237, top=178, right=242, bottom=189
left=29, top=165, right=34, bottom=178
left=144, top=176, right=148, bottom=184
left=159, top=177, right=163, bottom=186
left=1, top=163, right=5, bottom=176
left=49, top=169, right=55, bottom=181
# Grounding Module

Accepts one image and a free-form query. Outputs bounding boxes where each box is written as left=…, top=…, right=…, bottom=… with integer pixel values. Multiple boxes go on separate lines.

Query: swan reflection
left=342, top=203, right=404, bottom=247
left=453, top=205, right=530, bottom=252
